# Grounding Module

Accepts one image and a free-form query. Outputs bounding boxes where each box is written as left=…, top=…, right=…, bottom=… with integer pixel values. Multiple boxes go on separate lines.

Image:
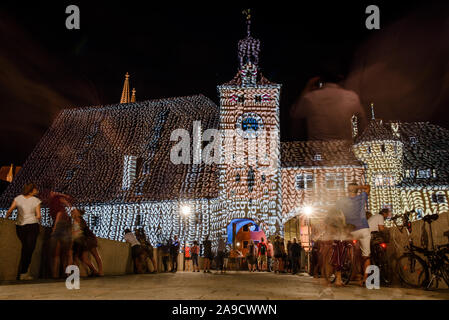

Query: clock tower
left=217, top=12, right=282, bottom=237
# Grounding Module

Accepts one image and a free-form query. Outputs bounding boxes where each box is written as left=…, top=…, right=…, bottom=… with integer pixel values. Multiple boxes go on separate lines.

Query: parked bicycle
left=323, top=239, right=355, bottom=285
left=391, top=211, right=449, bottom=289
left=370, top=232, right=392, bottom=285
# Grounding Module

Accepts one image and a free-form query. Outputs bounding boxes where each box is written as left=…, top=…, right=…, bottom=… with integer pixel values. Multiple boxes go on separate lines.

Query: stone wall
left=0, top=219, right=134, bottom=281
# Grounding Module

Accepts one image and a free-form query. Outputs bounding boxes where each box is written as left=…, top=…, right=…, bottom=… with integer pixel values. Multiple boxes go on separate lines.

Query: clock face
left=236, top=112, right=264, bottom=139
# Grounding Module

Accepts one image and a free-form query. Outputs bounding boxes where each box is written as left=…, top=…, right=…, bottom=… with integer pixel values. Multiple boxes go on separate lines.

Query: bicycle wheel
left=340, top=245, right=354, bottom=285
left=376, top=248, right=392, bottom=285
left=397, top=254, right=429, bottom=288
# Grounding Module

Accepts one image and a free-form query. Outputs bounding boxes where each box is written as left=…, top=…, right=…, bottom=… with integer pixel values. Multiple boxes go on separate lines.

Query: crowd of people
left=3, top=181, right=386, bottom=287
left=4, top=183, right=103, bottom=280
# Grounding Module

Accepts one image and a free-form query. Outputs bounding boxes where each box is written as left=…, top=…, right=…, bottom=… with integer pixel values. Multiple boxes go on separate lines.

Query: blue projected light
left=236, top=112, right=264, bottom=139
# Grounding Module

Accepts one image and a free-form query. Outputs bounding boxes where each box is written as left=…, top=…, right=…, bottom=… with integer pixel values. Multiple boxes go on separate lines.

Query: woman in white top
left=5, top=183, right=41, bottom=280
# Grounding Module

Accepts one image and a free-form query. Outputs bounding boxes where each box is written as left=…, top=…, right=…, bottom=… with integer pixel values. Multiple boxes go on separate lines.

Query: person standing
left=170, top=235, right=180, bottom=272
left=47, top=190, right=73, bottom=279
left=184, top=242, right=192, bottom=272
left=267, top=239, right=274, bottom=272
left=124, top=229, right=146, bottom=274
left=5, top=183, right=41, bottom=280
left=202, top=236, right=212, bottom=273
left=136, top=229, right=157, bottom=273
left=246, top=239, right=257, bottom=272
left=216, top=237, right=226, bottom=274
left=273, top=236, right=283, bottom=273
left=286, top=240, right=293, bottom=273
left=191, top=241, right=200, bottom=272
left=336, top=182, right=371, bottom=286
left=257, top=237, right=268, bottom=271
left=290, top=237, right=302, bottom=274
left=161, top=241, right=170, bottom=272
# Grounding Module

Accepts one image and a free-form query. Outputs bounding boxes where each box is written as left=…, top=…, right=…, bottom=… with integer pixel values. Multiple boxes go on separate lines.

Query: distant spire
left=370, top=102, right=375, bottom=120
left=238, top=9, right=260, bottom=70
left=131, top=88, right=136, bottom=102
left=120, top=72, right=130, bottom=104
left=6, top=164, right=13, bottom=183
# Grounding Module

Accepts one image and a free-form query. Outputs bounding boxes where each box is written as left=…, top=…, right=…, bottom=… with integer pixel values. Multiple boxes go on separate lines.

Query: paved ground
left=1, top=271, right=449, bottom=300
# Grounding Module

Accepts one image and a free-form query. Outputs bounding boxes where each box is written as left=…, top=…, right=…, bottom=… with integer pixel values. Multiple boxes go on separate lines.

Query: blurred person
left=5, top=183, right=41, bottom=280
left=246, top=239, right=257, bottom=272
left=290, top=237, right=302, bottom=274
left=202, top=235, right=213, bottom=273
left=336, top=183, right=371, bottom=286
left=366, top=211, right=373, bottom=221
left=216, top=237, right=226, bottom=274
left=71, top=208, right=99, bottom=276
left=170, top=235, right=180, bottom=273
left=368, top=208, right=390, bottom=233
left=273, top=235, right=283, bottom=273
left=124, top=229, right=146, bottom=274
left=191, top=240, right=200, bottom=272
left=267, top=239, right=274, bottom=272
left=47, top=190, right=73, bottom=279
left=286, top=240, right=292, bottom=273
left=161, top=241, right=170, bottom=272
left=136, top=229, right=157, bottom=273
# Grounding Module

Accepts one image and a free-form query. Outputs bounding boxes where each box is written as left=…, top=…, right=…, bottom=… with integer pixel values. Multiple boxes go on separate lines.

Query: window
left=431, top=193, right=446, bottom=203
left=243, top=225, right=249, bottom=232
left=247, top=168, right=255, bottom=193
left=381, top=144, right=386, bottom=153
left=410, top=137, right=417, bottom=145
left=136, top=215, right=142, bottom=226
left=92, top=216, right=100, bottom=228
left=408, top=169, right=416, bottom=178
left=417, top=169, right=431, bottom=179
left=254, top=95, right=262, bottom=103
left=367, top=146, right=371, bottom=154
left=236, top=173, right=241, bottom=182
left=325, top=173, right=345, bottom=189
left=296, top=174, right=314, bottom=190
left=122, top=155, right=137, bottom=190
left=261, top=174, right=266, bottom=184
left=238, top=95, right=245, bottom=103
left=374, top=174, right=395, bottom=187
left=314, top=154, right=322, bottom=161
left=243, top=241, right=248, bottom=248
left=65, top=169, right=74, bottom=180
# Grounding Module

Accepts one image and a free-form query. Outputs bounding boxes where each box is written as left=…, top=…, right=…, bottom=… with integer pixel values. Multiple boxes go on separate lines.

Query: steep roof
left=281, top=140, right=363, bottom=168
left=0, top=95, right=220, bottom=208
left=354, top=119, right=401, bottom=144
left=398, top=122, right=449, bottom=187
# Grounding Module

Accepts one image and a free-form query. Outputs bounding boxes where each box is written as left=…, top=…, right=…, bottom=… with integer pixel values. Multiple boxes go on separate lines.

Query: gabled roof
left=398, top=122, right=449, bottom=186
left=0, top=95, right=220, bottom=208
left=354, top=119, right=401, bottom=144
left=281, top=140, right=362, bottom=168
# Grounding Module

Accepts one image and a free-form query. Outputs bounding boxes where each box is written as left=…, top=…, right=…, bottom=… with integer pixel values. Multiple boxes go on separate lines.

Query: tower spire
left=238, top=9, right=260, bottom=70
left=131, top=88, right=136, bottom=102
left=370, top=102, right=375, bottom=120
left=120, top=72, right=130, bottom=104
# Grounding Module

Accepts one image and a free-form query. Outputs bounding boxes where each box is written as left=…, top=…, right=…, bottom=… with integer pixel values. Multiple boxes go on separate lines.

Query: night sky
left=1, top=1, right=448, bottom=168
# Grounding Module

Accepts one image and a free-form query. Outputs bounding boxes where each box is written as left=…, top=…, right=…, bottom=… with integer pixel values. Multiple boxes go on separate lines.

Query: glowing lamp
left=180, top=205, right=191, bottom=216
left=304, top=206, right=313, bottom=216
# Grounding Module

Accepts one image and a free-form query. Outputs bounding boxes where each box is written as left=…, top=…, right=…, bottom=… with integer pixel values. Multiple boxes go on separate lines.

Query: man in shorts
left=336, top=182, right=371, bottom=286
left=257, top=237, right=268, bottom=271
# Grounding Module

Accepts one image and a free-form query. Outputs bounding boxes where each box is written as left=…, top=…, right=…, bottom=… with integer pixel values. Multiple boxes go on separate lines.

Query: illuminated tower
left=352, top=103, right=404, bottom=215
left=216, top=10, right=282, bottom=237
left=120, top=72, right=131, bottom=103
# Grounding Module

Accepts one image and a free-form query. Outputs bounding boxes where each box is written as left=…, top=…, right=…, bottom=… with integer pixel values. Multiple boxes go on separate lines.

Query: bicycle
left=391, top=211, right=449, bottom=289
left=322, top=239, right=355, bottom=285
left=370, top=232, right=392, bottom=285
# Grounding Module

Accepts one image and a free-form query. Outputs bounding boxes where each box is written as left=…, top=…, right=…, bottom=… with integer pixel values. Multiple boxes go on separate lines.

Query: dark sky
left=1, top=1, right=448, bottom=167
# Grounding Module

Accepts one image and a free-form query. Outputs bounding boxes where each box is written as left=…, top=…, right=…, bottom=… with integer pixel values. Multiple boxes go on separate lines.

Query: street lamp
left=180, top=204, right=191, bottom=271
left=303, top=206, right=313, bottom=275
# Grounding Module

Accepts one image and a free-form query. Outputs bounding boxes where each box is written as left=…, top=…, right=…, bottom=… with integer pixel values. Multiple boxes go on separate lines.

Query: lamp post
left=180, top=204, right=191, bottom=271
left=303, top=206, right=313, bottom=275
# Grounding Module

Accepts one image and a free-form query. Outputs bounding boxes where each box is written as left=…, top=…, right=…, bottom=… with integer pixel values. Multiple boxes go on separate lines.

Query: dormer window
left=417, top=169, right=431, bottom=179
left=314, top=154, right=322, bottom=161
left=431, top=193, right=446, bottom=203
left=410, top=137, right=417, bottom=145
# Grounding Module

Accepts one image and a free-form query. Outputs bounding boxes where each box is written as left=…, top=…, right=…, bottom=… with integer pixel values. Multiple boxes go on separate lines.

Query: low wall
left=386, top=212, right=449, bottom=288
left=0, top=219, right=134, bottom=281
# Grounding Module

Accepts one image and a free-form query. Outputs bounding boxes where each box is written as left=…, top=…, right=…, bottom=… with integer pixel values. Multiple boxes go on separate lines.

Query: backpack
left=260, top=243, right=267, bottom=255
